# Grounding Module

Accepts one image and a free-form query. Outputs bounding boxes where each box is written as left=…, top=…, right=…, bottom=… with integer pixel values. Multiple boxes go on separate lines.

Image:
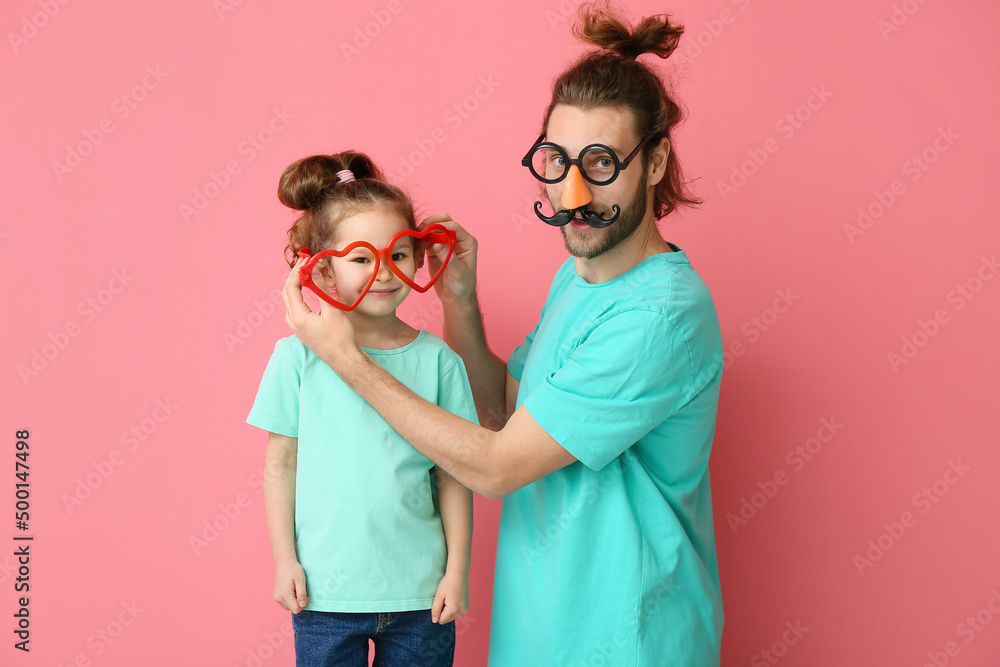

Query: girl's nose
left=560, top=164, right=592, bottom=210
left=375, top=259, right=393, bottom=282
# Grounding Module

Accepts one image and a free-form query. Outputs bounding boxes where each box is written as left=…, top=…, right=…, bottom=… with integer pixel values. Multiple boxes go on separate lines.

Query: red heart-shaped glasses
left=297, top=223, right=457, bottom=311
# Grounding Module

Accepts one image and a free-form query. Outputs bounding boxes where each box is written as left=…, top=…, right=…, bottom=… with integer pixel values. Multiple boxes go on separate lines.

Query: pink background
left=3, top=0, right=998, bottom=665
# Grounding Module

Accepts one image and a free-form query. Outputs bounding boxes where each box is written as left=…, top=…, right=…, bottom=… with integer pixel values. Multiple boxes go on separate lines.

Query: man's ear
left=647, top=137, right=670, bottom=188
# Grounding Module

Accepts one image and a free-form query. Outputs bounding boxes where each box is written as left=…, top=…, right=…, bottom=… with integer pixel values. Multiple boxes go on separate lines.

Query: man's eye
left=597, top=158, right=614, bottom=168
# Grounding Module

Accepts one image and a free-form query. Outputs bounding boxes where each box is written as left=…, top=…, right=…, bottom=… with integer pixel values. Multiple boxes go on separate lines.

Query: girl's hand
left=283, top=256, right=359, bottom=364
left=417, top=213, right=479, bottom=306
left=273, top=557, right=309, bottom=614
left=430, top=569, right=468, bottom=624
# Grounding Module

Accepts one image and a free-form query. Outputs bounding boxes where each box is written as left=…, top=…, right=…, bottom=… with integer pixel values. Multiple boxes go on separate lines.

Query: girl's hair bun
left=575, top=0, right=683, bottom=61
left=277, top=151, right=385, bottom=210
left=278, top=150, right=417, bottom=266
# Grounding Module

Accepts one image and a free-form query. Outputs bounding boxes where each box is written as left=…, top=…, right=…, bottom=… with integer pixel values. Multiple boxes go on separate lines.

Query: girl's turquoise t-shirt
left=247, top=330, right=478, bottom=612
left=491, top=246, right=725, bottom=666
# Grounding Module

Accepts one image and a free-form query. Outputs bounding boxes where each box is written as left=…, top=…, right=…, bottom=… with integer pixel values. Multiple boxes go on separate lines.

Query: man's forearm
left=441, top=293, right=509, bottom=430
left=329, top=346, right=503, bottom=498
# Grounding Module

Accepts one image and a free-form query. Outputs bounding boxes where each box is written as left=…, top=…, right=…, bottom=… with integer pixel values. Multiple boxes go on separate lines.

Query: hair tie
left=336, top=169, right=356, bottom=184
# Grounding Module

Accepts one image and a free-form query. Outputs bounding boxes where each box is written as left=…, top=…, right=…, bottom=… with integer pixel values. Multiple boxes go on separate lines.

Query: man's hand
left=283, top=255, right=359, bottom=368
left=418, top=213, right=479, bottom=305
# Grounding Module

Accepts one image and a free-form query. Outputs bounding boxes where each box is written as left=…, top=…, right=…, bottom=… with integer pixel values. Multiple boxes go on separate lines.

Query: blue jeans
left=291, top=609, right=455, bottom=667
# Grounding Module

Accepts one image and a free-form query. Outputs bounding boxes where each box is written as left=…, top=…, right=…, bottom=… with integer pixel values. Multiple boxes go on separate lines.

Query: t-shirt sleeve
left=246, top=337, right=302, bottom=437
left=521, top=309, right=696, bottom=471
left=437, top=356, right=480, bottom=425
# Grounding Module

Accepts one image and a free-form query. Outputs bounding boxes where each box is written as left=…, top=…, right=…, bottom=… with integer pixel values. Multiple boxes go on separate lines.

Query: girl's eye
left=351, top=257, right=370, bottom=264
left=392, top=253, right=408, bottom=261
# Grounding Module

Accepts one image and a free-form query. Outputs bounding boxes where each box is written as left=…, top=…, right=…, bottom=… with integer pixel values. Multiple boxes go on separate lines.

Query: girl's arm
left=264, top=432, right=309, bottom=612
left=431, top=466, right=472, bottom=624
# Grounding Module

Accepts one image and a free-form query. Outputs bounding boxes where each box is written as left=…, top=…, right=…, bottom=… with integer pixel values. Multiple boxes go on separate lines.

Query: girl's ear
left=317, top=260, right=336, bottom=288
left=414, top=239, right=425, bottom=270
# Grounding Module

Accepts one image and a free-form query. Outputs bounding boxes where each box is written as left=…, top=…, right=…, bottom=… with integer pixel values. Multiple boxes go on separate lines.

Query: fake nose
left=560, top=164, right=592, bottom=210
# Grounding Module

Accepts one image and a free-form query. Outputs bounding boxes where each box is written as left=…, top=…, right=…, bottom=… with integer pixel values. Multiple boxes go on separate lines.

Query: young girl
left=247, top=151, right=475, bottom=667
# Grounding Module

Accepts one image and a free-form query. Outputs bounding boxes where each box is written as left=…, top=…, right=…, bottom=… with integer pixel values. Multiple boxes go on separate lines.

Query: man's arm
left=309, top=343, right=573, bottom=499
left=423, top=213, right=513, bottom=431
left=440, top=293, right=512, bottom=431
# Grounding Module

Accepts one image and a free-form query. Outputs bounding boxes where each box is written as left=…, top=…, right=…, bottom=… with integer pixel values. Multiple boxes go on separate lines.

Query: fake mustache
left=532, top=202, right=621, bottom=228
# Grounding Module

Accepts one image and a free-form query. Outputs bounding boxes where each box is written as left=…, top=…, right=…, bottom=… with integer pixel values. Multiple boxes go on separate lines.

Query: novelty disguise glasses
left=521, top=133, right=652, bottom=228
left=298, top=223, right=457, bottom=311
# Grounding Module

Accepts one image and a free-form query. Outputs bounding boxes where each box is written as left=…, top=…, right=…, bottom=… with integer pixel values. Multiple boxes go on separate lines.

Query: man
left=284, top=6, right=724, bottom=664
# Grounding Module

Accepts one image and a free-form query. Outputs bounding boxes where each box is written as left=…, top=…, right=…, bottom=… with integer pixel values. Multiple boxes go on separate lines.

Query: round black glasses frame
left=521, top=133, right=653, bottom=185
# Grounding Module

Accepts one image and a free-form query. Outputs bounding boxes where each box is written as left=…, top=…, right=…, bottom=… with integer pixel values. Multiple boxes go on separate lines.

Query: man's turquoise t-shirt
left=247, top=330, right=478, bottom=612
left=491, top=245, right=724, bottom=666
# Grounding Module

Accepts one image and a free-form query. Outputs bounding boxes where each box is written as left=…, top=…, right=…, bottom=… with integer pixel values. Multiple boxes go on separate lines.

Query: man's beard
left=558, top=169, right=648, bottom=260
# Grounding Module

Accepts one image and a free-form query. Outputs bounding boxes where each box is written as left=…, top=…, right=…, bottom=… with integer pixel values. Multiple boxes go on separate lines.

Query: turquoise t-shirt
left=491, top=245, right=725, bottom=666
left=247, top=330, right=478, bottom=613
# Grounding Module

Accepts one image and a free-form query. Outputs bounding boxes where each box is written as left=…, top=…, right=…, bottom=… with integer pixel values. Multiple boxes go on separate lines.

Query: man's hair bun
left=575, top=1, right=683, bottom=60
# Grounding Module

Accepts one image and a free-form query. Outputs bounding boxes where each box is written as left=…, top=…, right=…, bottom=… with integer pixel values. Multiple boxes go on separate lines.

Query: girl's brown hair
left=541, top=1, right=701, bottom=219
left=278, top=151, right=417, bottom=266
